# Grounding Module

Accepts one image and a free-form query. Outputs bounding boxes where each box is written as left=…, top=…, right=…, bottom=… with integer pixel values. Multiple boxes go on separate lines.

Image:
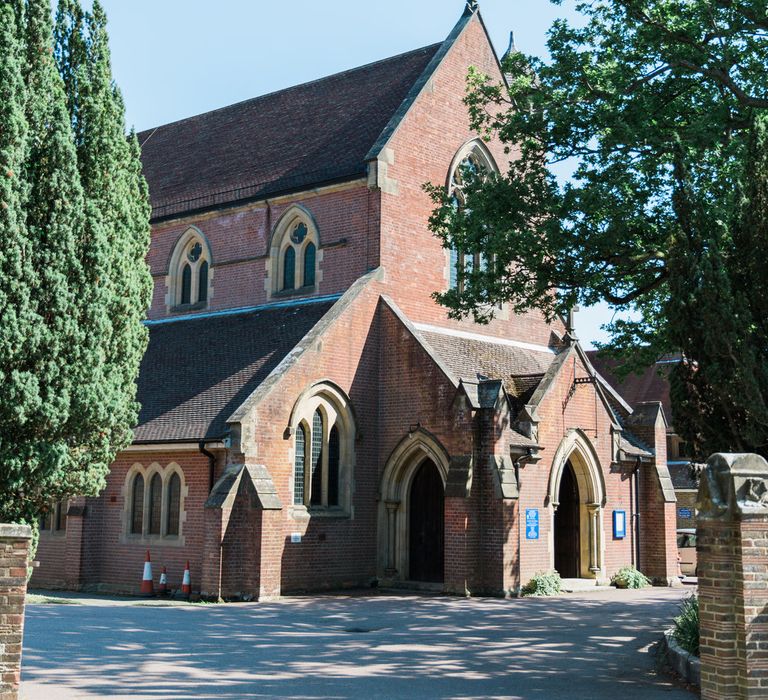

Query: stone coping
left=662, top=628, right=700, bottom=687
left=0, top=523, right=32, bottom=540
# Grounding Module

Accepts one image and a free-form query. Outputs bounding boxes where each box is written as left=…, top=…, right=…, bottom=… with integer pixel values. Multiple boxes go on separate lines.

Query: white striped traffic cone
left=181, top=560, right=191, bottom=599
left=158, top=566, right=168, bottom=596
left=140, top=550, right=154, bottom=596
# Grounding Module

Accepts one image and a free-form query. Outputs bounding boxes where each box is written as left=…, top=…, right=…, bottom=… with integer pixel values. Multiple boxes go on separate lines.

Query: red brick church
left=34, top=3, right=678, bottom=598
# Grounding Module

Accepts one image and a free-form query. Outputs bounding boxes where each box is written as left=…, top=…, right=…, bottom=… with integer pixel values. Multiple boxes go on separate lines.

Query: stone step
left=560, top=578, right=601, bottom=592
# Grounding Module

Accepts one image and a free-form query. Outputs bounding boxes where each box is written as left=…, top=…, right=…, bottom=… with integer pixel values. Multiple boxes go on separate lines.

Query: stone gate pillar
left=0, top=524, right=32, bottom=700
left=697, top=453, right=768, bottom=699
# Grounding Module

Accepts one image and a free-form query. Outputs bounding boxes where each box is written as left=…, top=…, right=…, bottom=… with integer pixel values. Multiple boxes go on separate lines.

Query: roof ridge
left=138, top=42, right=443, bottom=140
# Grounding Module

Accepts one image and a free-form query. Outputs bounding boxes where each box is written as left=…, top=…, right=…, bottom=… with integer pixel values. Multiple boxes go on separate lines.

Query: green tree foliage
left=427, top=0, right=768, bottom=458
left=0, top=0, right=151, bottom=528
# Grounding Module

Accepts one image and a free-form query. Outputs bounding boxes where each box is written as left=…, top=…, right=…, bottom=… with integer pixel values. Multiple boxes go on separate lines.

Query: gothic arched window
left=148, top=472, right=162, bottom=535
left=131, top=473, right=144, bottom=535
left=168, top=228, right=213, bottom=310
left=271, top=208, right=320, bottom=296
left=166, top=471, right=181, bottom=536
left=446, top=142, right=497, bottom=292
left=290, top=383, right=355, bottom=511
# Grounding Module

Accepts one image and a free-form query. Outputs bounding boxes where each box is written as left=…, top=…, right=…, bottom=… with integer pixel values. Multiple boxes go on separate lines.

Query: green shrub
left=672, top=595, right=699, bottom=657
left=521, top=571, right=563, bottom=597
left=611, top=566, right=651, bottom=589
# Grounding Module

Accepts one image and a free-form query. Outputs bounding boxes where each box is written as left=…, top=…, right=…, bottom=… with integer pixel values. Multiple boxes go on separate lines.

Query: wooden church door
left=408, top=459, right=444, bottom=583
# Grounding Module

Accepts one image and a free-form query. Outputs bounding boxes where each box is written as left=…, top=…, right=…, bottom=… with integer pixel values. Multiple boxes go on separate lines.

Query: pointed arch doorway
left=554, top=461, right=580, bottom=578
left=408, top=459, right=444, bottom=583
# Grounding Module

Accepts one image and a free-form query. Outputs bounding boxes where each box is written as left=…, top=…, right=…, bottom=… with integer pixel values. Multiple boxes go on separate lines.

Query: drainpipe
left=634, top=456, right=642, bottom=571
left=199, top=440, right=217, bottom=493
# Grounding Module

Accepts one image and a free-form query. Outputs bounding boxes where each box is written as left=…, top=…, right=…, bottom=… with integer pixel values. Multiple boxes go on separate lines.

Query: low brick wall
left=0, top=524, right=32, bottom=700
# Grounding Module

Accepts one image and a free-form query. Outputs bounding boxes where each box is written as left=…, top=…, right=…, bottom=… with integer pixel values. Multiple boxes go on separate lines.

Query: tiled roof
left=420, top=331, right=555, bottom=410
left=134, top=300, right=336, bottom=442
left=138, top=44, right=442, bottom=220
left=587, top=352, right=677, bottom=426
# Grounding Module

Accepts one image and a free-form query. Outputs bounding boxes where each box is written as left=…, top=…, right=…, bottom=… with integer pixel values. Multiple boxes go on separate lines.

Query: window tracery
left=167, top=227, right=213, bottom=310
left=271, top=207, right=320, bottom=296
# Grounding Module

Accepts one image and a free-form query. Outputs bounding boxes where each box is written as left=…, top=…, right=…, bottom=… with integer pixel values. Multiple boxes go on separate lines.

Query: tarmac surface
left=21, top=586, right=696, bottom=699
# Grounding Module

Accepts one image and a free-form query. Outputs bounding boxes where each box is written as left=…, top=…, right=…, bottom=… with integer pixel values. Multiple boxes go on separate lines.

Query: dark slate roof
left=587, top=352, right=678, bottom=426
left=138, top=44, right=442, bottom=220
left=668, top=462, right=698, bottom=490
left=134, top=300, right=336, bottom=442
left=420, top=331, right=555, bottom=410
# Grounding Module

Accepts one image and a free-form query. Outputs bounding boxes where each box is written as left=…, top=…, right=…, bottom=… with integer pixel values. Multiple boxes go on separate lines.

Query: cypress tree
left=0, top=0, right=151, bottom=528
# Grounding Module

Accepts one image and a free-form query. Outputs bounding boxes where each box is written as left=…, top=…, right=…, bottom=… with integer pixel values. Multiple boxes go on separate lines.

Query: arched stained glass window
left=328, top=425, right=340, bottom=507
left=310, top=409, right=323, bottom=505
left=181, top=264, right=192, bottom=304
left=198, top=261, right=209, bottom=303
left=166, top=472, right=181, bottom=536
left=303, top=242, right=316, bottom=287
left=131, top=474, right=144, bottom=535
left=283, top=247, right=296, bottom=291
left=148, top=473, right=162, bottom=535
left=294, top=424, right=307, bottom=505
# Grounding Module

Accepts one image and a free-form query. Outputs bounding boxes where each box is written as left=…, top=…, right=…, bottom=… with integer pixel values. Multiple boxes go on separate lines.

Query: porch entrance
left=554, top=461, right=580, bottom=578
left=408, top=459, right=444, bottom=583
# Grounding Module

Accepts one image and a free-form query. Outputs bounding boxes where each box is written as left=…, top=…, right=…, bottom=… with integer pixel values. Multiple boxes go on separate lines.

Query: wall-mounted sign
left=290, top=533, right=302, bottom=544
left=678, top=508, right=693, bottom=519
left=613, top=510, right=627, bottom=539
left=525, top=509, right=539, bottom=540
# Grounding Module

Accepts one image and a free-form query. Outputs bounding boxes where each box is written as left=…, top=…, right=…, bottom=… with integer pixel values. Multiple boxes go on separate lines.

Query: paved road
left=21, top=587, right=695, bottom=699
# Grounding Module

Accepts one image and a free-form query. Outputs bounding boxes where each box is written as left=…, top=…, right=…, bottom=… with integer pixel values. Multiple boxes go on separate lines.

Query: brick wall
left=697, top=453, right=768, bottom=699
left=0, top=524, right=31, bottom=700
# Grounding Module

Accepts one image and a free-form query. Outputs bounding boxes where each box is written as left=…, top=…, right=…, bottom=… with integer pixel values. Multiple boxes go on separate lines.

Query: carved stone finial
left=503, top=31, right=517, bottom=59
left=697, top=452, right=768, bottom=520
left=566, top=305, right=580, bottom=338
left=464, top=0, right=479, bottom=16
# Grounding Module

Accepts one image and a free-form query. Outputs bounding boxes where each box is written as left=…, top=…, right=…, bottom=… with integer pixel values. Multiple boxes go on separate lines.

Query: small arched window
left=271, top=208, right=320, bottom=296
left=166, top=472, right=181, bottom=536
left=148, top=473, right=162, bottom=535
left=294, top=423, right=307, bottom=505
left=328, top=425, right=340, bottom=507
left=169, top=228, right=212, bottom=310
left=303, top=242, right=316, bottom=287
left=283, top=246, right=296, bottom=291
left=310, top=409, right=324, bottom=506
left=446, top=143, right=497, bottom=292
left=131, top=474, right=144, bottom=535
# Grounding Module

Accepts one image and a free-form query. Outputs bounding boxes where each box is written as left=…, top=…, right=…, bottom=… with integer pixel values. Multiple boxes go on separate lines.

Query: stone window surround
left=165, top=226, right=214, bottom=312
left=444, top=139, right=499, bottom=293
left=38, top=498, right=69, bottom=537
left=267, top=205, right=323, bottom=299
left=288, top=381, right=356, bottom=520
left=122, top=462, right=189, bottom=547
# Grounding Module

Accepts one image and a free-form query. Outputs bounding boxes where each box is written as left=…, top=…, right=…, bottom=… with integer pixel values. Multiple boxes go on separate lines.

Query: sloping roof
left=138, top=44, right=441, bottom=220
left=419, top=330, right=555, bottom=411
left=587, top=352, right=677, bottom=426
left=134, top=299, right=336, bottom=442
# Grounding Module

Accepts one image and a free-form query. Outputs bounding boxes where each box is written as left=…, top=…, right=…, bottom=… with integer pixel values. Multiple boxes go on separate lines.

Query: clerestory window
left=168, top=227, right=213, bottom=311
left=270, top=207, right=320, bottom=296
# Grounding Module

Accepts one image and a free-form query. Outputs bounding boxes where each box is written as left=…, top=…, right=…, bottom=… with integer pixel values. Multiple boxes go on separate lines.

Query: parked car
left=677, top=528, right=697, bottom=576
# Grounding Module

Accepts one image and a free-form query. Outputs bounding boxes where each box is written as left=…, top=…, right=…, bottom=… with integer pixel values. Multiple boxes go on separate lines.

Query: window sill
left=272, top=285, right=317, bottom=300
left=121, top=533, right=185, bottom=547
left=170, top=301, right=208, bottom=314
left=290, top=505, right=350, bottom=520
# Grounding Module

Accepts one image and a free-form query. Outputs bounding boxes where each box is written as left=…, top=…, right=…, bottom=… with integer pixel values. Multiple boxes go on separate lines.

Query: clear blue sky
left=92, top=0, right=616, bottom=348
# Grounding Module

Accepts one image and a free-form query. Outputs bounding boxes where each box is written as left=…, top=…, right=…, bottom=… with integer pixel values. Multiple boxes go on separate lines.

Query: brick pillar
left=200, top=507, right=225, bottom=599
left=0, top=524, right=32, bottom=700
left=257, top=509, right=282, bottom=601
left=697, top=453, right=768, bottom=699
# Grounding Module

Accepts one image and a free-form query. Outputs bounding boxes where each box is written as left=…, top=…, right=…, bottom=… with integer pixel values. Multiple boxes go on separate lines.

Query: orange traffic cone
left=140, top=550, right=154, bottom=597
left=181, top=560, right=191, bottom=599
left=158, top=566, right=168, bottom=596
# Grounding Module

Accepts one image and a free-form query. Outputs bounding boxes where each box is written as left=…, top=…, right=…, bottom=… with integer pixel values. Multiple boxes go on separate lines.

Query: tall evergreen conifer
left=0, top=0, right=151, bottom=528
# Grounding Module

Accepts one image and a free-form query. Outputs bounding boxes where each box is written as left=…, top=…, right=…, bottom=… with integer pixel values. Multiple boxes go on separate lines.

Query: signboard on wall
left=678, top=508, right=693, bottom=519
left=525, top=509, right=539, bottom=540
left=613, top=510, right=627, bottom=539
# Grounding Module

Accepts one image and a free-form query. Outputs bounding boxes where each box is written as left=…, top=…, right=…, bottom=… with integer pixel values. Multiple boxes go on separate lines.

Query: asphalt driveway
left=21, top=587, right=695, bottom=699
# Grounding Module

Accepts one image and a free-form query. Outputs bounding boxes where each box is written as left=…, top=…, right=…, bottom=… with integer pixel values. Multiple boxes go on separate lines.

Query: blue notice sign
left=678, top=508, right=693, bottom=519
left=525, top=509, right=539, bottom=540
left=613, top=510, right=627, bottom=539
